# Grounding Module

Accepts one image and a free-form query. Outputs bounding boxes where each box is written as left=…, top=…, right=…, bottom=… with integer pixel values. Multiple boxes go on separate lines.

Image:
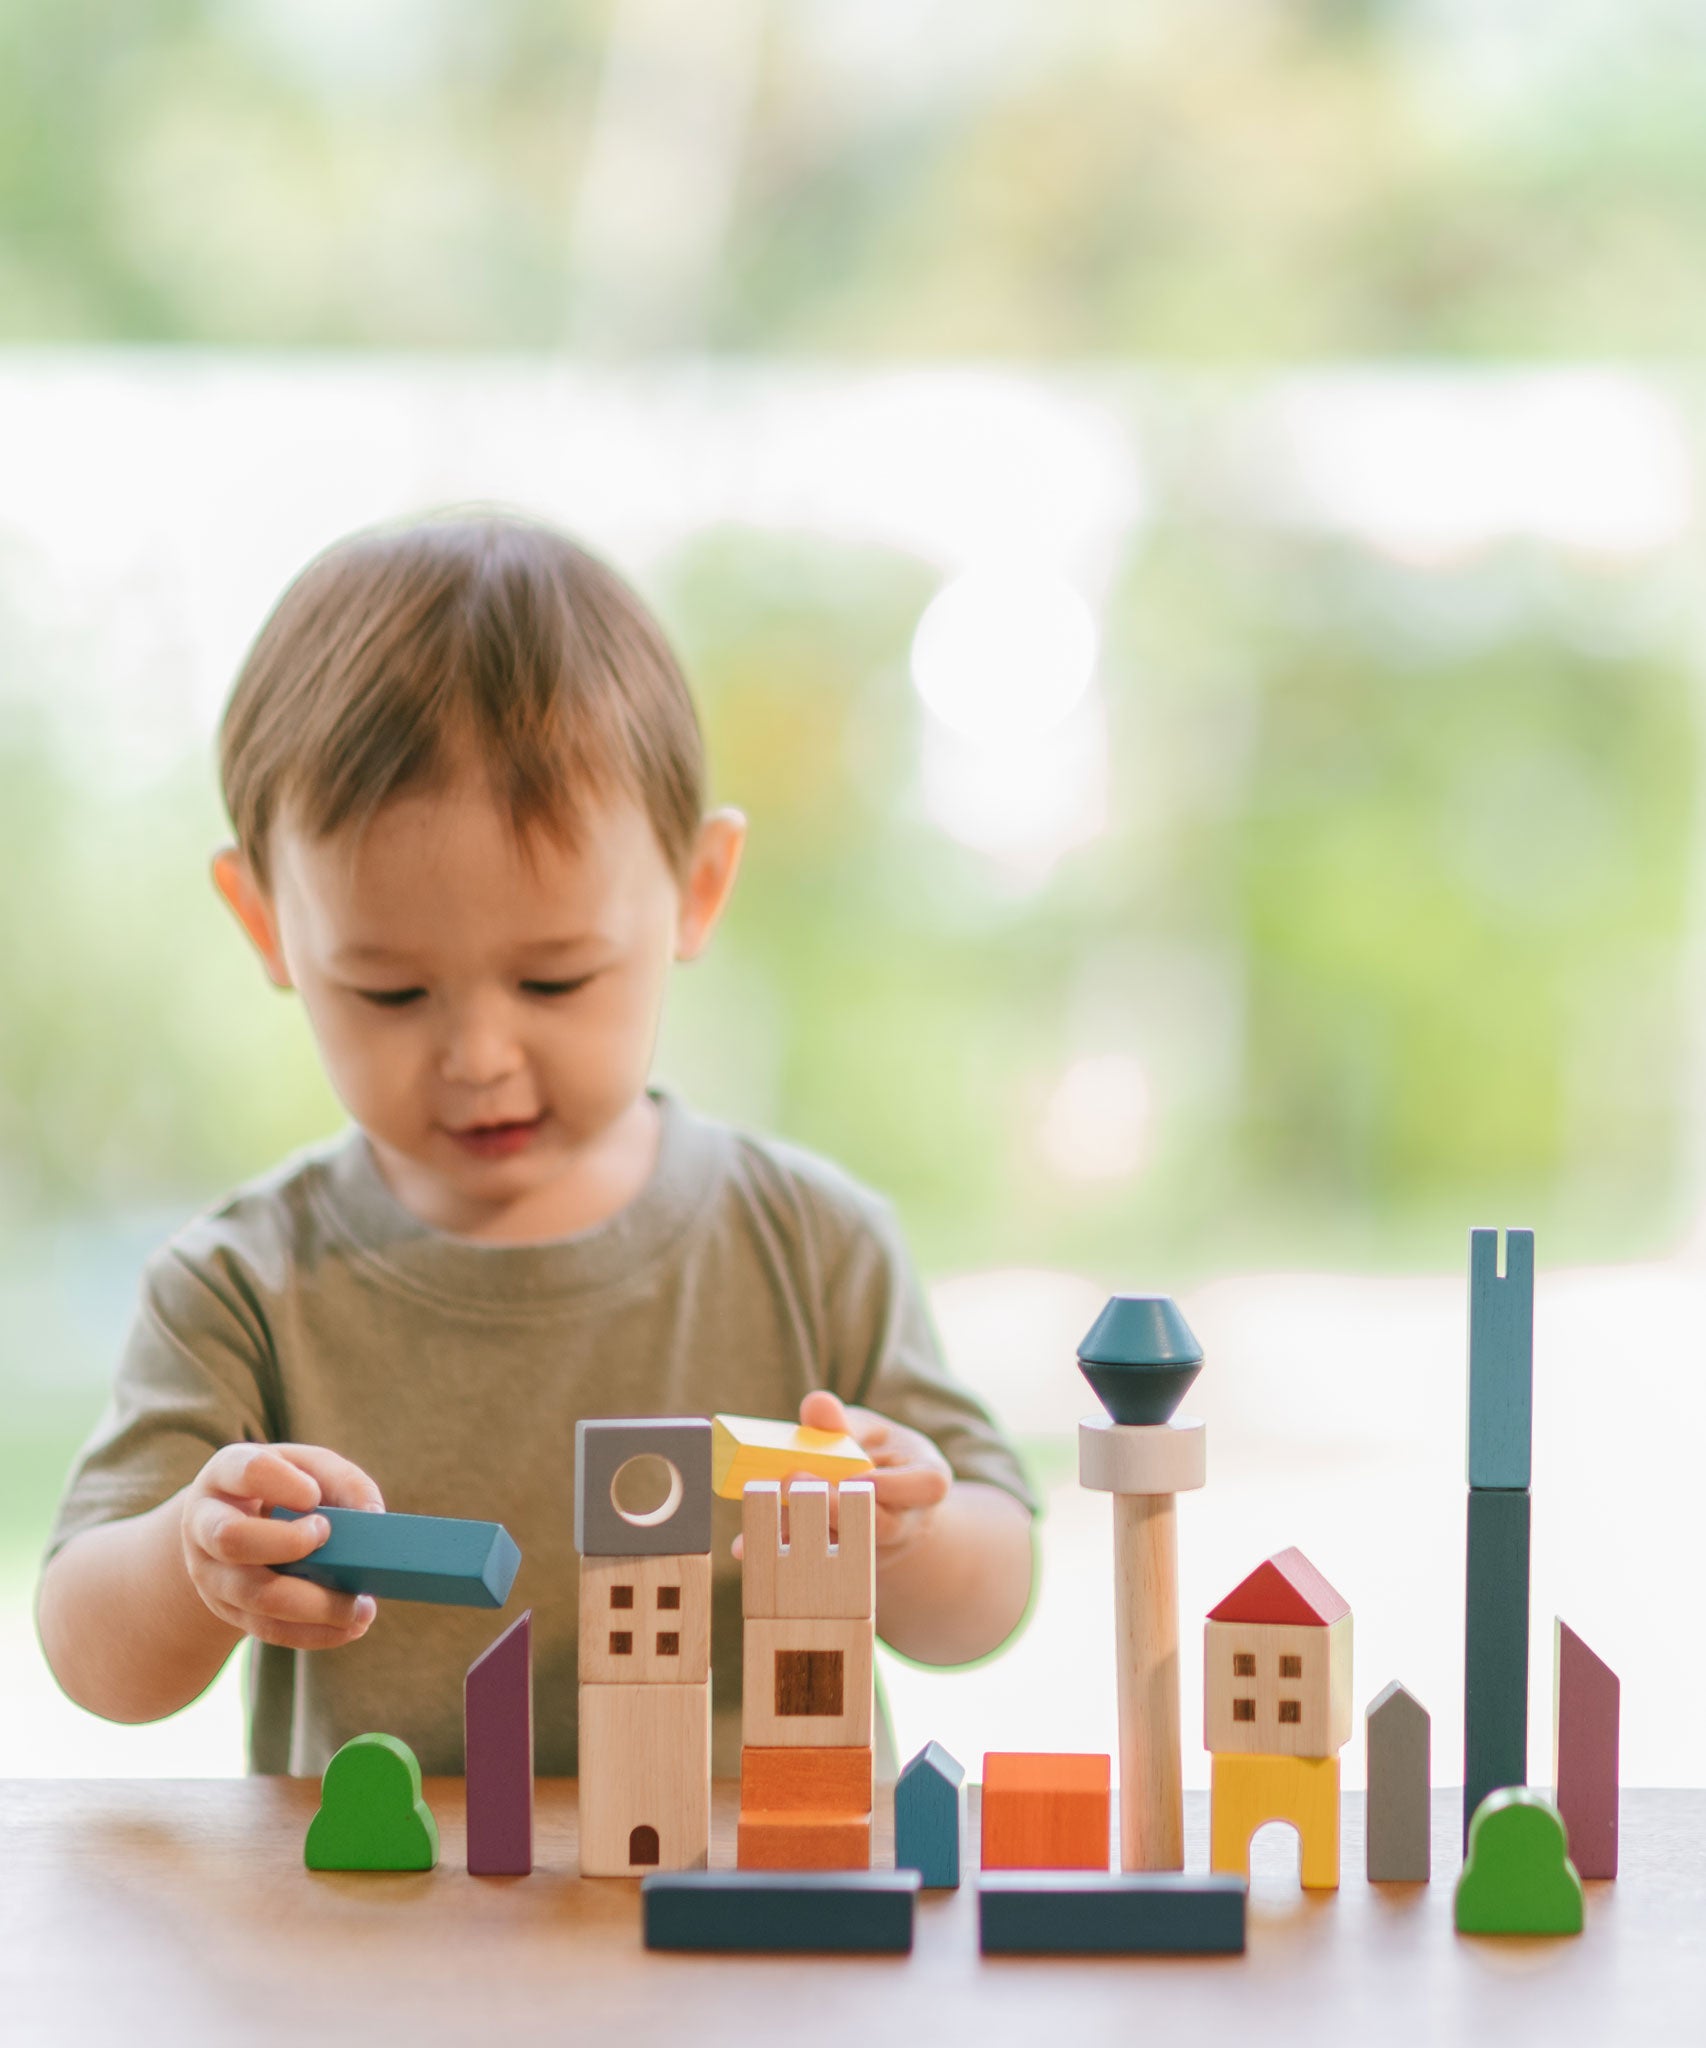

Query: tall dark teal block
left=1463, top=1487, right=1530, bottom=1847
left=641, top=1871, right=919, bottom=1954
left=894, top=1740, right=963, bottom=1889
left=273, top=1506, right=521, bottom=1608
left=1467, top=1227, right=1533, bottom=1489
left=978, top=1873, right=1247, bottom=1955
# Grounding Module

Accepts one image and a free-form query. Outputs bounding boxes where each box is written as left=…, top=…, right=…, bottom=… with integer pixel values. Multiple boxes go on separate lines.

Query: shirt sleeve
left=825, top=1194, right=1040, bottom=1518
left=43, top=1233, right=283, bottom=1564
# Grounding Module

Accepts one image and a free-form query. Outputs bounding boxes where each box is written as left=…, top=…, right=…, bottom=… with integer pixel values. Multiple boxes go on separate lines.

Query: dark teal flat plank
left=978, top=1872, right=1247, bottom=1955
left=272, top=1506, right=520, bottom=1608
left=641, top=1871, right=919, bottom=1953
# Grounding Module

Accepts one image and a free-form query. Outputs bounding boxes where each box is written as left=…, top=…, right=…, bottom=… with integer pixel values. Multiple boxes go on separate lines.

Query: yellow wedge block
left=711, top=1414, right=874, bottom=1499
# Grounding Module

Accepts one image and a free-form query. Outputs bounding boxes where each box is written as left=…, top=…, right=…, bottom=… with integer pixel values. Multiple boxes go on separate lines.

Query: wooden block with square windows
left=742, top=1618, right=873, bottom=1749
left=579, top=1555, right=710, bottom=1684
left=1203, top=1617, right=1353, bottom=1759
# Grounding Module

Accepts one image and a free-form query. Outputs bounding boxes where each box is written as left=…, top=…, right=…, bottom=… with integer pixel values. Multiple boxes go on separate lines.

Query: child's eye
left=523, top=976, right=594, bottom=998
left=357, top=988, right=425, bottom=1008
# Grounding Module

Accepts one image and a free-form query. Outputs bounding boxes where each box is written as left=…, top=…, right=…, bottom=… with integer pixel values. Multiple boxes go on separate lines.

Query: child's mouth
left=448, top=1115, right=546, bottom=1160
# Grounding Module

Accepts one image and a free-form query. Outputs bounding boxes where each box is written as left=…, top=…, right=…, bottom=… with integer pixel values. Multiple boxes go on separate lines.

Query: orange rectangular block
left=980, top=1753, right=1111, bottom=1872
left=737, top=1811, right=872, bottom=1871
left=741, top=1747, right=872, bottom=1816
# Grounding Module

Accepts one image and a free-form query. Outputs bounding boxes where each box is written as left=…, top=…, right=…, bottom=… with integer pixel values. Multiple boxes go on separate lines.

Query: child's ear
left=675, top=808, right=747, bottom=962
left=211, top=845, right=293, bottom=989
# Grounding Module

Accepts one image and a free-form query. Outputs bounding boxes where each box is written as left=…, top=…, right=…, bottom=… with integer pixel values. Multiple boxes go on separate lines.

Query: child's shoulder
left=688, top=1098, right=905, bottom=1265
left=141, top=1128, right=360, bottom=1301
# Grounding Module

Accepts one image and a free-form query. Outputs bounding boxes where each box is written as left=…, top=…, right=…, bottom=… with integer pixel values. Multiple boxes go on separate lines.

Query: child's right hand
left=179, top=1443, right=385, bottom=1651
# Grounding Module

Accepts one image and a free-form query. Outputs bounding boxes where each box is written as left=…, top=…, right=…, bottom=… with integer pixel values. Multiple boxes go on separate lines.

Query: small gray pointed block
left=1366, top=1679, right=1431, bottom=1882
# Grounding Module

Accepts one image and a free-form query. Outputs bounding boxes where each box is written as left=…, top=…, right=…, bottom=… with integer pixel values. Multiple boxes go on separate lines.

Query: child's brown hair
left=219, top=513, right=704, bottom=889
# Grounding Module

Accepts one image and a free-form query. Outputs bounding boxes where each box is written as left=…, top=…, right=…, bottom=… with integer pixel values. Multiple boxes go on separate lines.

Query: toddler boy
left=36, top=514, right=1036, bottom=1777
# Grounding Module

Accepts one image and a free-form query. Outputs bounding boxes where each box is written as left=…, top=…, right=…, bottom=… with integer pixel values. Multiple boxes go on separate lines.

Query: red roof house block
left=1205, top=1549, right=1353, bottom=1759
left=1209, top=1547, right=1351, bottom=1628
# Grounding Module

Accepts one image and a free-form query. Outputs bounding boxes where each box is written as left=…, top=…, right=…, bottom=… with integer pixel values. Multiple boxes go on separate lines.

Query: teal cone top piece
left=1077, top=1295, right=1203, bottom=1425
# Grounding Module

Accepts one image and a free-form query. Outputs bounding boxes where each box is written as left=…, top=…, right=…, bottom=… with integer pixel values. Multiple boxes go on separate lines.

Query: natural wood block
left=579, top=1554, right=710, bottom=1684
left=1554, top=1618, right=1619, bottom=1880
left=712, top=1414, right=873, bottom=1499
left=1204, top=1615, right=1353, bottom=1759
left=1210, top=1753, right=1340, bottom=1890
left=1112, top=1493, right=1183, bottom=1871
left=741, top=1746, right=872, bottom=1815
left=980, top=1754, right=1111, bottom=1872
left=577, top=1681, right=709, bottom=1876
left=1077, top=1414, right=1207, bottom=1496
left=741, top=1480, right=874, bottom=1619
left=742, top=1617, right=873, bottom=1749
left=737, top=1812, right=872, bottom=1870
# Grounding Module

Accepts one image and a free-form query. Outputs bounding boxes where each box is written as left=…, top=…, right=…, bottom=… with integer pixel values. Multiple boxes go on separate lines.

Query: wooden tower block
left=579, top=1554, right=711, bottom=1684
left=1204, top=1616, right=1353, bottom=1759
left=742, top=1617, right=873, bottom=1749
left=1209, top=1753, right=1341, bottom=1891
left=1464, top=1486, right=1530, bottom=1847
left=1554, top=1619, right=1619, bottom=1880
left=741, top=1480, right=874, bottom=1619
left=980, top=1753, right=1111, bottom=1872
left=1467, top=1227, right=1534, bottom=1490
left=577, top=1681, right=710, bottom=1876
left=1365, top=1680, right=1430, bottom=1883
left=464, top=1610, right=534, bottom=1876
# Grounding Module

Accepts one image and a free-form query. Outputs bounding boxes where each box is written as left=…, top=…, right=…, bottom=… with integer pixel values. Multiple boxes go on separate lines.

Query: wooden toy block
left=1204, top=1615, right=1353, bottom=1759
left=1108, top=1491, right=1185, bottom=1871
left=272, top=1506, right=519, bottom=1608
left=978, top=1872, right=1247, bottom=1955
left=980, top=1753, right=1111, bottom=1872
left=741, top=1617, right=873, bottom=1749
left=1209, top=1753, right=1340, bottom=1890
left=577, top=1681, right=710, bottom=1876
left=641, top=1871, right=919, bottom=1954
left=1365, top=1679, right=1430, bottom=1883
left=740, top=1745, right=872, bottom=1814
left=1464, top=1485, right=1529, bottom=1847
left=578, top=1553, right=711, bottom=1684
left=740, top=1479, right=875, bottom=1620
left=1207, top=1546, right=1350, bottom=1629
left=1076, top=1293, right=1204, bottom=1425
left=711, top=1413, right=874, bottom=1500
left=574, top=1418, right=712, bottom=1558
left=1077, top=1414, right=1206, bottom=1495
left=894, top=1741, right=964, bottom=1889
left=304, top=1732, right=438, bottom=1872
left=1467, top=1226, right=1534, bottom=1490
left=1455, top=1787, right=1583, bottom=1936
left=464, top=1610, right=532, bottom=1876
left=736, top=1811, right=872, bottom=1870
left=1554, top=1618, right=1619, bottom=1879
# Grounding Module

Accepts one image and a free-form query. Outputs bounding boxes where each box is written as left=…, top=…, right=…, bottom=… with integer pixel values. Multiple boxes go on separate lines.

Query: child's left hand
left=794, top=1389, right=952, bottom=1565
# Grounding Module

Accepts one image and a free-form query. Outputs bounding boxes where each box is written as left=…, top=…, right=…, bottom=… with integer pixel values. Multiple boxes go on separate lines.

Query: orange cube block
left=737, top=1811, right=872, bottom=1870
left=980, top=1752, right=1111, bottom=1871
left=741, top=1747, right=872, bottom=1815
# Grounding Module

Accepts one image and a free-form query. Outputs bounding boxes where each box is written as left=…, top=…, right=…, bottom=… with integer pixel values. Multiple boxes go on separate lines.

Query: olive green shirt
left=46, top=1091, right=1035, bottom=1778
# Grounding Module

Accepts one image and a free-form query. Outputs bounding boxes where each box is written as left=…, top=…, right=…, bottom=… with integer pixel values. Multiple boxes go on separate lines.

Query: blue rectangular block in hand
left=1467, top=1226, right=1534, bottom=1490
left=978, top=1872, right=1247, bottom=1955
left=641, top=1871, right=920, bottom=1954
left=272, top=1506, right=521, bottom=1609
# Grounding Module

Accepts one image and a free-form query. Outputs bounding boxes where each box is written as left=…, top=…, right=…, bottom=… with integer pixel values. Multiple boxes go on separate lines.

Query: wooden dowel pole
left=1112, top=1490, right=1183, bottom=1871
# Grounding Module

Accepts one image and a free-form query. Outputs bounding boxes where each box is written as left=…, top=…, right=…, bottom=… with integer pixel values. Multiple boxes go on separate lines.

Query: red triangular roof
left=1209, top=1547, right=1349, bottom=1626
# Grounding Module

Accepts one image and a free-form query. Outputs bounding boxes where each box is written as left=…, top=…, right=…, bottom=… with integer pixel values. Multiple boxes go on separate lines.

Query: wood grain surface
left=0, top=1781, right=1700, bottom=2047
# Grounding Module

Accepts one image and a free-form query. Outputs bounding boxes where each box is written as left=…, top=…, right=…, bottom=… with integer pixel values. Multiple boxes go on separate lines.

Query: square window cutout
left=1278, top=1700, right=1302, bottom=1724
left=609, top=1632, right=633, bottom=1656
left=1280, top=1655, right=1303, bottom=1679
left=1232, top=1698, right=1256, bottom=1722
left=1232, top=1653, right=1256, bottom=1678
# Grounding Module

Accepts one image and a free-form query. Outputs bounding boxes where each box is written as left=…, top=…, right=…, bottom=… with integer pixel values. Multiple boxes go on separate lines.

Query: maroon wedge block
left=466, top=1609, right=535, bottom=1875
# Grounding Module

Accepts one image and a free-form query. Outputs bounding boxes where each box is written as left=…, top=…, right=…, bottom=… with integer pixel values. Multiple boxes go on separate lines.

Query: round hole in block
left=610, top=1453, right=684, bottom=1528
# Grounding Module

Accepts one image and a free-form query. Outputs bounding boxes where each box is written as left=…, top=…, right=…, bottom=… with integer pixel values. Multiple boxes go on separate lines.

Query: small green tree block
left=305, top=1732, right=440, bottom=1872
left=1455, top=1788, right=1583, bottom=1936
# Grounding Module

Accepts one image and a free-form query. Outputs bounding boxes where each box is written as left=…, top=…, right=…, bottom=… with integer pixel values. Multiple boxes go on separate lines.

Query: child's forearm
left=36, top=1495, right=241, bottom=1724
left=875, top=1480, right=1034, bottom=1666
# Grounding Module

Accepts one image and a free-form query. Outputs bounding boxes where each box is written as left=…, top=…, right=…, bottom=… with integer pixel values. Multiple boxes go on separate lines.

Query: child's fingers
left=200, top=1444, right=323, bottom=1513
left=869, top=1463, right=952, bottom=1510
left=798, top=1389, right=850, bottom=1437
left=187, top=1498, right=330, bottom=1569
left=236, top=1565, right=376, bottom=1636
left=267, top=1443, right=386, bottom=1514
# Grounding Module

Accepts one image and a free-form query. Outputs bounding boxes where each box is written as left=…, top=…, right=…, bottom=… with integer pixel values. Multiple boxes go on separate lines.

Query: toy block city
left=286, top=1232, right=1619, bottom=1961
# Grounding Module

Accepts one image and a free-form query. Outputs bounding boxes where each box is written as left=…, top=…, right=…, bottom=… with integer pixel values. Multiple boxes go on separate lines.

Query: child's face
left=214, top=770, right=743, bottom=1236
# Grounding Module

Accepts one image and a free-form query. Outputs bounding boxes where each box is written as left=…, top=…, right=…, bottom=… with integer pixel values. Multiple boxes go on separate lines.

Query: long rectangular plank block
left=1464, top=1487, right=1530, bottom=1847
left=1467, top=1226, right=1534, bottom=1489
left=641, top=1870, right=919, bottom=1954
left=273, top=1506, right=520, bottom=1608
left=978, top=1873, right=1247, bottom=1955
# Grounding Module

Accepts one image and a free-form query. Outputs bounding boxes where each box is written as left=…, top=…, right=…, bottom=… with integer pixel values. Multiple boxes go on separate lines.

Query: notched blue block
left=641, top=1871, right=919, bottom=1954
left=895, top=1739, right=964, bottom=1889
left=978, top=1872, right=1248, bottom=1955
left=1467, top=1226, right=1534, bottom=1490
left=272, top=1506, right=521, bottom=1609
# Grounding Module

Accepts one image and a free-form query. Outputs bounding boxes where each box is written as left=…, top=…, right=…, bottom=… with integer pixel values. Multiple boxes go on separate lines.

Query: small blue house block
left=272, top=1506, right=521, bottom=1608
left=1467, top=1227, right=1534, bottom=1490
left=895, top=1740, right=964, bottom=1889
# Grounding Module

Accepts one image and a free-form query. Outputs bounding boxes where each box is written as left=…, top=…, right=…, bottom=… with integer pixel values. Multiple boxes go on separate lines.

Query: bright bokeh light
left=919, top=693, right=1107, bottom=878
left=1038, top=1052, right=1152, bottom=1183
left=908, top=564, right=1099, bottom=743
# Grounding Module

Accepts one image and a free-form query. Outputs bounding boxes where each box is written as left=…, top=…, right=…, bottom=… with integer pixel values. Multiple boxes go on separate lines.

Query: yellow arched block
left=1210, top=1752, right=1341, bottom=1890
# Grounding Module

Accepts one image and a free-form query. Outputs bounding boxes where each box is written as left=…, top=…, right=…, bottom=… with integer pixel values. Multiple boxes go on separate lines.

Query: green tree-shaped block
left=305, top=1732, right=439, bottom=1872
left=1455, top=1788, right=1583, bottom=1936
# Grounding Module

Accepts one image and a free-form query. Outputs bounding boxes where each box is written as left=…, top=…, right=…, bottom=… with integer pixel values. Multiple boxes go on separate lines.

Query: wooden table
left=2, top=1781, right=1700, bottom=2046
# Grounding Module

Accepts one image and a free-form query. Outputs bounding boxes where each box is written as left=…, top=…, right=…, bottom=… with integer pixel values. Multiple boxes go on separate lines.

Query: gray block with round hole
left=574, top=1418, right=713, bottom=1557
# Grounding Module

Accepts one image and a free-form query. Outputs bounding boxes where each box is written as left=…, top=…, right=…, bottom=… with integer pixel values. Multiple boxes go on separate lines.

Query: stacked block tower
left=1463, top=1228, right=1534, bottom=1846
left=573, top=1418, right=714, bottom=1876
left=737, top=1477, right=877, bottom=1869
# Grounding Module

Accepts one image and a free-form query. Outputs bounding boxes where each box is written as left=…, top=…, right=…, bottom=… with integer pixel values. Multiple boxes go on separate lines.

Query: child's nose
left=439, top=998, right=524, bottom=1087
